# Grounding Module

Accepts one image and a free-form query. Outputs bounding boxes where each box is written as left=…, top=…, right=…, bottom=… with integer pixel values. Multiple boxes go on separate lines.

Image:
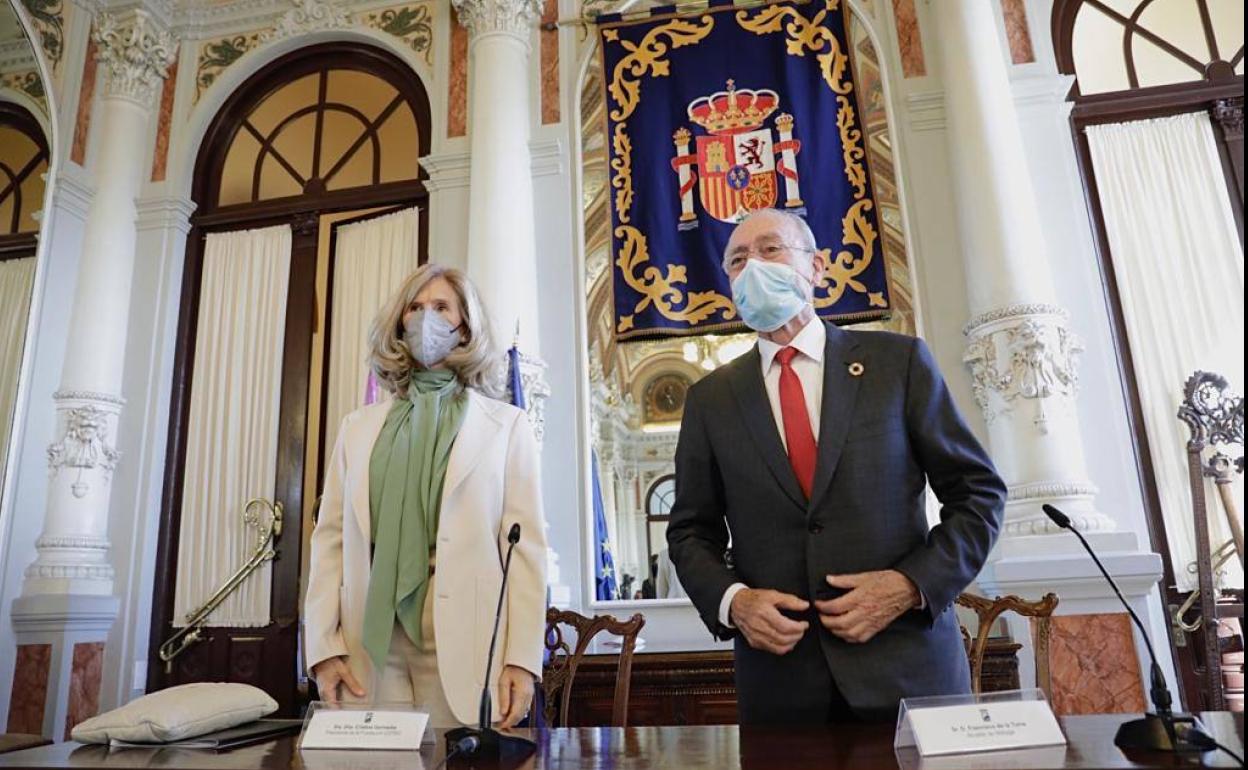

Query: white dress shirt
left=718, top=316, right=825, bottom=626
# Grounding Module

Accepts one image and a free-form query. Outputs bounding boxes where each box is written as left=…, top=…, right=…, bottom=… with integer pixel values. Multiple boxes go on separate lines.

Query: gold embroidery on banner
left=836, top=94, right=866, bottom=198
left=814, top=199, right=880, bottom=308
left=614, top=225, right=737, bottom=333
left=604, top=15, right=727, bottom=328
left=606, top=17, right=715, bottom=122
left=611, top=123, right=633, bottom=224
left=735, top=0, right=849, bottom=95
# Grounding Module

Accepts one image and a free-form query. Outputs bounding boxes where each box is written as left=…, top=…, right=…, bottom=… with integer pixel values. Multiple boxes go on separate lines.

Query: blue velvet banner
left=599, top=0, right=890, bottom=341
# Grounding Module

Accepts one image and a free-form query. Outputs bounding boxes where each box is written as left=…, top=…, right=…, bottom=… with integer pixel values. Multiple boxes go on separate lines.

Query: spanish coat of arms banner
left=599, top=0, right=891, bottom=341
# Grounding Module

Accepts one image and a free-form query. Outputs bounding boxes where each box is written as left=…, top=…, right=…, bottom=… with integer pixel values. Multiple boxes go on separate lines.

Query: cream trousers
left=343, top=574, right=459, bottom=729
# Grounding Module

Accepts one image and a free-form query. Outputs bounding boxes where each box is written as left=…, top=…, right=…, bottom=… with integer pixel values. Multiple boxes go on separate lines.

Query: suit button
left=808, top=522, right=823, bottom=534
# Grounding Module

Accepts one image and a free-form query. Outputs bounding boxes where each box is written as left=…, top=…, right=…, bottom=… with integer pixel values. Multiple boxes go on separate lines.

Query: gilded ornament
left=605, top=16, right=715, bottom=122
left=611, top=122, right=633, bottom=223
left=814, top=199, right=878, bottom=308
left=614, top=225, right=736, bottom=332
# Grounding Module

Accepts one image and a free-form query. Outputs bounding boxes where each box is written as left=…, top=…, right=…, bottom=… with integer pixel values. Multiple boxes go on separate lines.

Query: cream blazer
left=303, top=390, right=548, bottom=724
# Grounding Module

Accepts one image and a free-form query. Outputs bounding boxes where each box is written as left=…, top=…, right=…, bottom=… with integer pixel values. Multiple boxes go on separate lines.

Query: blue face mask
left=730, top=259, right=813, bottom=332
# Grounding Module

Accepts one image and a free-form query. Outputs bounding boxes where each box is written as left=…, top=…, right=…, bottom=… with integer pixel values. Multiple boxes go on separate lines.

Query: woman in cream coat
left=304, top=264, right=547, bottom=728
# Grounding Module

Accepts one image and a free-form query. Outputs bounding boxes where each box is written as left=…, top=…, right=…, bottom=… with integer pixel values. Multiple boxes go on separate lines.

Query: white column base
left=977, top=531, right=1176, bottom=708
left=23, top=391, right=125, bottom=597
left=9, top=594, right=119, bottom=740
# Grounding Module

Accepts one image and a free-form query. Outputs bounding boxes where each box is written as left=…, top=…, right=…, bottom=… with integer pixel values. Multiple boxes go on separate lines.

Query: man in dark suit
left=667, top=208, right=1006, bottom=724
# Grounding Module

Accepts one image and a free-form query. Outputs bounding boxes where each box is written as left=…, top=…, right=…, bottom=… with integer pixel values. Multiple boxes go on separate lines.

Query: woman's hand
left=312, top=656, right=366, bottom=704
left=497, top=665, right=536, bottom=729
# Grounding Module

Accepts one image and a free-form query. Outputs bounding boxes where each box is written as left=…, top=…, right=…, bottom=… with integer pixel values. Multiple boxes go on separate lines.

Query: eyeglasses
left=723, top=241, right=815, bottom=271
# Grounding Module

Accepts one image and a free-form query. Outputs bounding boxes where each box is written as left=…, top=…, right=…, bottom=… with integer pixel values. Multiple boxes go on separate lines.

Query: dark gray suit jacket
left=666, top=322, right=1006, bottom=719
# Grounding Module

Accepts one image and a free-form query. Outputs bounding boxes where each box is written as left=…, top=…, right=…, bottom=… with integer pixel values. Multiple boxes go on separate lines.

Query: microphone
left=444, top=523, right=536, bottom=765
left=1042, top=504, right=1202, bottom=752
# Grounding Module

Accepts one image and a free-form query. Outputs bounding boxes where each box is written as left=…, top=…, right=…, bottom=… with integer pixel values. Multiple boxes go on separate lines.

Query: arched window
left=0, top=101, right=48, bottom=240
left=1053, top=0, right=1243, bottom=96
left=194, top=43, right=431, bottom=215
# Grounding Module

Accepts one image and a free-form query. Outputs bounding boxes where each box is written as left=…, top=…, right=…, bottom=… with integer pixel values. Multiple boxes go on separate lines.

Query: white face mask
left=730, top=258, right=814, bottom=332
left=403, top=309, right=463, bottom=367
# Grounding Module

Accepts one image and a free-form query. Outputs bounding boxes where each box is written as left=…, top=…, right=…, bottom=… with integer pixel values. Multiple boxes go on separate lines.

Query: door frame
left=1052, top=0, right=1245, bottom=710
left=146, top=42, right=431, bottom=713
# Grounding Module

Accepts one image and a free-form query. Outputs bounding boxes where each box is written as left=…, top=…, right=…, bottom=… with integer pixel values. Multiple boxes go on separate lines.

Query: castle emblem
left=671, top=79, right=804, bottom=228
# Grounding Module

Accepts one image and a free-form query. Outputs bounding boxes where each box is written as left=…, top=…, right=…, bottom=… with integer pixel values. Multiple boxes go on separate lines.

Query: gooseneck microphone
left=444, top=523, right=536, bottom=765
left=1042, top=504, right=1201, bottom=752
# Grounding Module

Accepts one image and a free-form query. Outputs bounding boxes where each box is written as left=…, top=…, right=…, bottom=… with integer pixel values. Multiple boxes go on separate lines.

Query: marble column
left=931, top=2, right=1172, bottom=704
left=452, top=0, right=542, bottom=356
left=451, top=0, right=563, bottom=602
left=10, top=9, right=173, bottom=739
left=931, top=3, right=1113, bottom=540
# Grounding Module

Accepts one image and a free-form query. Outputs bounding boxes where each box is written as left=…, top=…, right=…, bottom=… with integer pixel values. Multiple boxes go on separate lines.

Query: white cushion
left=71, top=683, right=277, bottom=744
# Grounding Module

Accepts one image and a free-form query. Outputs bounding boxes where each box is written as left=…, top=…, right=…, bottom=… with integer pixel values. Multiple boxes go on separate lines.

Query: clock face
left=645, top=374, right=689, bottom=422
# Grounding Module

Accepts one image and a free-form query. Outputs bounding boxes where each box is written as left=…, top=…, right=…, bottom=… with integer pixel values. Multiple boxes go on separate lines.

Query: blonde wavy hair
left=367, top=264, right=503, bottom=398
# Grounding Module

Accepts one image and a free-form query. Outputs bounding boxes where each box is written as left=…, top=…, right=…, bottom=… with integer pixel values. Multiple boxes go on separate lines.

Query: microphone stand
left=444, top=524, right=537, bottom=766
left=1042, top=505, right=1202, bottom=752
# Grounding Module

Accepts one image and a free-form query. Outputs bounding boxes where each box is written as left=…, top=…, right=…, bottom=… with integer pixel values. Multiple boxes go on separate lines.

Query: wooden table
left=0, top=713, right=1240, bottom=769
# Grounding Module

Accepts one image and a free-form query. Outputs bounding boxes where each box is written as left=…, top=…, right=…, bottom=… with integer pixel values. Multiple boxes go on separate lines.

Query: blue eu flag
left=591, top=451, right=620, bottom=601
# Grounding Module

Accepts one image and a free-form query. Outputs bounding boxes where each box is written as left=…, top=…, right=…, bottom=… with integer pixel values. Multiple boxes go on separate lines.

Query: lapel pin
left=848, top=362, right=865, bottom=377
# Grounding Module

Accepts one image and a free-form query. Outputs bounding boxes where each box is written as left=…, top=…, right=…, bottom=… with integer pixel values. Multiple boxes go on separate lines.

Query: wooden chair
left=540, top=607, right=645, bottom=727
left=956, top=592, right=1059, bottom=699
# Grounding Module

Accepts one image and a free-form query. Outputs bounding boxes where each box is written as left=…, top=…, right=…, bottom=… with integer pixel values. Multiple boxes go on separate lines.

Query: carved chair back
left=956, top=592, right=1060, bottom=699
left=541, top=608, right=645, bottom=727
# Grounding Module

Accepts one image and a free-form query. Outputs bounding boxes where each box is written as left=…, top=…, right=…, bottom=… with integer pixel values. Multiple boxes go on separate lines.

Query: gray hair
left=721, top=208, right=818, bottom=271
left=367, top=264, right=504, bottom=398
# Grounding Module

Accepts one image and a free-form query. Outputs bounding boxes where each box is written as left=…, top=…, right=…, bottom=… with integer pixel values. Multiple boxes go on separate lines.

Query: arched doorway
left=1052, top=0, right=1244, bottom=711
left=0, top=99, right=49, bottom=513
left=148, top=42, right=431, bottom=713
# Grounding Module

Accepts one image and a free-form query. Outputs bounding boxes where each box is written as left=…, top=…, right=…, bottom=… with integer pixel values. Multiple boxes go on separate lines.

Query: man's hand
left=497, top=665, right=535, bottom=729
left=814, top=570, right=920, bottom=644
left=311, top=656, right=366, bottom=704
left=729, top=588, right=810, bottom=655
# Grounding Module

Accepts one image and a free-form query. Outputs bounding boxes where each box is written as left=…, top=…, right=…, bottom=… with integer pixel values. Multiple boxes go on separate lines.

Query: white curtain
left=1087, top=112, right=1245, bottom=592
left=173, top=225, right=292, bottom=627
left=0, top=256, right=36, bottom=485
left=323, top=207, right=421, bottom=454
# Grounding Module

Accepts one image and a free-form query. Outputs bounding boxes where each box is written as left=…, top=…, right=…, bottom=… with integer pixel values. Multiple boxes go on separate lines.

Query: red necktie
left=776, top=347, right=817, bottom=499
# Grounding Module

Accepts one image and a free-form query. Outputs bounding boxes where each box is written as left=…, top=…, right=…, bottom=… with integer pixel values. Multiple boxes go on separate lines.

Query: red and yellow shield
left=695, top=132, right=777, bottom=223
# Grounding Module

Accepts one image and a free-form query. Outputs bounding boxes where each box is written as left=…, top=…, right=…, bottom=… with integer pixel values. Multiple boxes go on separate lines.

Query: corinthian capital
left=452, top=0, right=541, bottom=40
left=94, top=9, right=176, bottom=107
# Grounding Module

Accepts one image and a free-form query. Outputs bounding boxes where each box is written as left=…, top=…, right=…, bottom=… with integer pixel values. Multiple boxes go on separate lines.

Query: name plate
left=300, top=708, right=428, bottom=751
left=907, top=699, right=1066, bottom=756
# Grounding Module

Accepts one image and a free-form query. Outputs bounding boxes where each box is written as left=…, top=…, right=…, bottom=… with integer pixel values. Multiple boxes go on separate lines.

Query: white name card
left=300, top=709, right=428, bottom=751
left=907, top=699, right=1066, bottom=756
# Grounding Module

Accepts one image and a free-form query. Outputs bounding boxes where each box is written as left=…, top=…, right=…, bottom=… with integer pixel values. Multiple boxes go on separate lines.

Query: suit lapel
left=442, top=392, right=497, bottom=497
left=807, top=324, right=864, bottom=512
left=727, top=347, right=808, bottom=510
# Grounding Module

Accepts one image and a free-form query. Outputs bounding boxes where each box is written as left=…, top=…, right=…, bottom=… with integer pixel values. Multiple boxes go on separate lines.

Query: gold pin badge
left=848, top=362, right=865, bottom=377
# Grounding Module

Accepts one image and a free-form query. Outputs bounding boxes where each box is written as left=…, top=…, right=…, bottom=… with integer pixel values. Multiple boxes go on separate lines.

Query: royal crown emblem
left=671, top=79, right=804, bottom=227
